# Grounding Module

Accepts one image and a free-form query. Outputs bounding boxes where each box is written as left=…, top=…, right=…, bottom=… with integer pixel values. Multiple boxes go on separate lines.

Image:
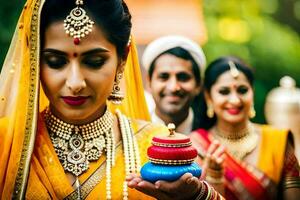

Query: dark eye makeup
left=42, top=53, right=68, bottom=69
left=82, top=55, right=106, bottom=69
left=237, top=85, right=249, bottom=94
left=42, top=50, right=108, bottom=70
left=218, top=87, right=230, bottom=95
left=217, top=85, right=249, bottom=96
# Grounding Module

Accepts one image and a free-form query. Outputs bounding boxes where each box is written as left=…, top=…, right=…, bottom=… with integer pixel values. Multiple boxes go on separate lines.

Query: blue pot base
left=140, top=162, right=202, bottom=183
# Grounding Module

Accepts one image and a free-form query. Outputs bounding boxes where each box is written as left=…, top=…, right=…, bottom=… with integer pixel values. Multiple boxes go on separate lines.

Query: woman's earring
left=108, top=70, right=124, bottom=105
left=249, top=105, right=256, bottom=118
left=207, top=103, right=214, bottom=118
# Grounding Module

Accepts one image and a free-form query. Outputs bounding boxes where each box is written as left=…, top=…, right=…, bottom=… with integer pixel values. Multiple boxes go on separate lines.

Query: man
left=142, top=35, right=206, bottom=134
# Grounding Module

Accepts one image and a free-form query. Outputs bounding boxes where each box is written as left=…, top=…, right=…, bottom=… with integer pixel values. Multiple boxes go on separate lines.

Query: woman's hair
left=204, top=56, right=254, bottom=91
left=148, top=47, right=201, bottom=85
left=199, top=56, right=255, bottom=129
left=40, top=0, right=132, bottom=59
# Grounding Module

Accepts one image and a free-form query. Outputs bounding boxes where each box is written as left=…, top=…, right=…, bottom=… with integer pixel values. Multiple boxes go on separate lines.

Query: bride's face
left=40, top=21, right=121, bottom=124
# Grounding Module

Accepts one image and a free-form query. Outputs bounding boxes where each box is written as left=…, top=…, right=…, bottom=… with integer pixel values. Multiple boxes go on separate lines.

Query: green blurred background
left=0, top=0, right=23, bottom=66
left=1, top=0, right=300, bottom=123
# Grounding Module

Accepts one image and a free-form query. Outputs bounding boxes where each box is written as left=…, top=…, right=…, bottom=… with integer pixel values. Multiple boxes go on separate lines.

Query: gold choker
left=44, top=108, right=114, bottom=176
left=212, top=122, right=259, bottom=160
left=214, top=124, right=250, bottom=140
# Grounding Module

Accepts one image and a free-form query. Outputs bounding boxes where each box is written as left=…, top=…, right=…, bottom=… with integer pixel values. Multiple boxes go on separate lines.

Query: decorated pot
left=141, top=123, right=201, bottom=183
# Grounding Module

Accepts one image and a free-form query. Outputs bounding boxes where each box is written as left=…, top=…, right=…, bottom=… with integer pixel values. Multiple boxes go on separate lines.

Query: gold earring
left=108, top=71, right=124, bottom=105
left=249, top=105, right=256, bottom=118
left=207, top=103, right=214, bottom=118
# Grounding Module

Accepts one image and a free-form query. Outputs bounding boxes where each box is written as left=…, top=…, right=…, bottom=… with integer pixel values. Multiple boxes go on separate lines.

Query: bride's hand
left=126, top=172, right=202, bottom=200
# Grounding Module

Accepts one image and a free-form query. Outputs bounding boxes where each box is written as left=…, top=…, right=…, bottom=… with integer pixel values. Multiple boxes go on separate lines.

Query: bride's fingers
left=134, top=180, right=170, bottom=200
left=154, top=173, right=194, bottom=192
left=126, top=173, right=141, bottom=182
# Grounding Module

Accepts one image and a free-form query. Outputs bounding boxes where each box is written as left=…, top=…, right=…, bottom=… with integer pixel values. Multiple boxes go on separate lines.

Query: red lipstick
left=227, top=108, right=241, bottom=115
left=62, top=96, right=88, bottom=106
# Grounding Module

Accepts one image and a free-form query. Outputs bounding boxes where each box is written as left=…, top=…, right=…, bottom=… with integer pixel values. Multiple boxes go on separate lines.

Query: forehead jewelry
left=228, top=61, right=240, bottom=79
left=64, top=0, right=94, bottom=45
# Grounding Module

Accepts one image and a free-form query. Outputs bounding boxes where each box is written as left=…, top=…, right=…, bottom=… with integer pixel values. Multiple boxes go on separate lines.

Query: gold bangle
left=151, top=141, right=192, bottom=147
left=148, top=157, right=195, bottom=165
left=206, top=175, right=224, bottom=184
left=283, top=176, right=300, bottom=189
left=203, top=181, right=212, bottom=200
left=195, top=181, right=208, bottom=200
left=206, top=168, right=224, bottom=179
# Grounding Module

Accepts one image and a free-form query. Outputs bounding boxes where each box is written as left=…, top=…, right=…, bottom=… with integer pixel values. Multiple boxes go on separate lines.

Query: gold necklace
left=44, top=108, right=140, bottom=200
left=212, top=122, right=259, bottom=160
left=44, top=107, right=114, bottom=177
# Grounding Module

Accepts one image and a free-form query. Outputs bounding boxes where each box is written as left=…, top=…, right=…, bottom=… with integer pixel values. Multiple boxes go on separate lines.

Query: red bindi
left=73, top=53, right=78, bottom=57
left=74, top=38, right=80, bottom=45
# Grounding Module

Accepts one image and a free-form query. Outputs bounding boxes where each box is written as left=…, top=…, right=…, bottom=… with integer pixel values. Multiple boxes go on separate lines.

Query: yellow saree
left=257, top=125, right=288, bottom=184
left=26, top=113, right=167, bottom=199
left=0, top=0, right=152, bottom=199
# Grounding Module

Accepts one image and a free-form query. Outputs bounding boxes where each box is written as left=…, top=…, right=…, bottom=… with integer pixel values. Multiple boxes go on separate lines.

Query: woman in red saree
left=190, top=56, right=300, bottom=200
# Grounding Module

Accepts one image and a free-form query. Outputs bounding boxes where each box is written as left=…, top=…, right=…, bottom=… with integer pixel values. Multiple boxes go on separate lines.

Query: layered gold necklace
left=211, top=122, right=259, bottom=160
left=44, top=107, right=114, bottom=177
left=44, top=108, right=141, bottom=199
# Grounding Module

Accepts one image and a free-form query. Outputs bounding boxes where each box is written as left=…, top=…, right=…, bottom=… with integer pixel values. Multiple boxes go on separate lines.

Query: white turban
left=142, top=35, right=206, bottom=77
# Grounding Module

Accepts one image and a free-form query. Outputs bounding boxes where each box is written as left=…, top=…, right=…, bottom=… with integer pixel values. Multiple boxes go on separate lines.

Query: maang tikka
left=228, top=61, right=240, bottom=79
left=64, top=0, right=94, bottom=45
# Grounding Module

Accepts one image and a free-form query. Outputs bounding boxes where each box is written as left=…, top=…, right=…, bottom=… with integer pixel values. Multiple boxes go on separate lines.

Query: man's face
left=149, top=53, right=201, bottom=117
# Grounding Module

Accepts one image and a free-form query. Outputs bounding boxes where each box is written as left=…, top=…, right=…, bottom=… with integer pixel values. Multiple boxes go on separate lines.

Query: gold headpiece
left=64, top=0, right=94, bottom=45
left=228, top=60, right=240, bottom=79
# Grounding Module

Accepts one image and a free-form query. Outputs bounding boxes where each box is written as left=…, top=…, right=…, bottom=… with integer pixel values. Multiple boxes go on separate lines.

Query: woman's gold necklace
left=211, top=122, right=259, bottom=160
left=44, top=108, right=140, bottom=200
left=44, top=107, right=114, bottom=177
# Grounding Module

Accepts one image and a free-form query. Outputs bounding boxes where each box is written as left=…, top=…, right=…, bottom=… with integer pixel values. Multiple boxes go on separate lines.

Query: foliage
left=0, top=0, right=23, bottom=67
left=202, top=0, right=300, bottom=123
